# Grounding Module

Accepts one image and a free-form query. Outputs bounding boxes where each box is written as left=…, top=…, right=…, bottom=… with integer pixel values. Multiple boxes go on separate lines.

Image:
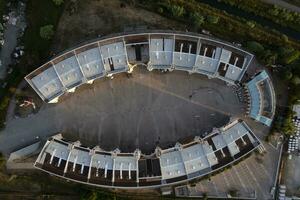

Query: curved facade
left=34, top=119, right=261, bottom=189
left=245, top=70, right=276, bottom=126
left=25, top=31, right=254, bottom=103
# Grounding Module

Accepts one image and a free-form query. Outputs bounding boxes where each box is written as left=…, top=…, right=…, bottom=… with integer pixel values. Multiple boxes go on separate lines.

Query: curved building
left=245, top=70, right=276, bottom=126
left=34, top=119, right=261, bottom=189
left=25, top=31, right=254, bottom=103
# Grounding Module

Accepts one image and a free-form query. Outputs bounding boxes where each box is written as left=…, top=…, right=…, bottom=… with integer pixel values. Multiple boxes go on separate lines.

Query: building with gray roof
left=34, top=119, right=261, bottom=189
left=25, top=31, right=254, bottom=103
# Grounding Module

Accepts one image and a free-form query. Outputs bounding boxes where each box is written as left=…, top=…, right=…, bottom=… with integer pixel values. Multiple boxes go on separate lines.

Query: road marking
left=211, top=180, right=220, bottom=196
left=222, top=172, right=231, bottom=189
left=233, top=166, right=247, bottom=191
left=242, top=162, right=269, bottom=199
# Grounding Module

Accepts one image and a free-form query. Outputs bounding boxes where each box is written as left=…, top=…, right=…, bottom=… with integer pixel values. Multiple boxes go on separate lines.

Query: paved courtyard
left=0, top=67, right=244, bottom=154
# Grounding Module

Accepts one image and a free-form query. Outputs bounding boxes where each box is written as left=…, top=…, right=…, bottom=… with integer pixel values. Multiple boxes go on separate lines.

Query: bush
left=207, top=15, right=219, bottom=24
left=39, top=25, right=54, bottom=40
left=52, top=0, right=64, bottom=6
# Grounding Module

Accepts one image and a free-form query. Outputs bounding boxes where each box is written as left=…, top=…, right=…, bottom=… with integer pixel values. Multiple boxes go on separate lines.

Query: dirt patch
left=52, top=0, right=186, bottom=53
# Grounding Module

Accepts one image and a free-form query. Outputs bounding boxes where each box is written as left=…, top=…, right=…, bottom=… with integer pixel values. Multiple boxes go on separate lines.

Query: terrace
left=173, top=36, right=198, bottom=71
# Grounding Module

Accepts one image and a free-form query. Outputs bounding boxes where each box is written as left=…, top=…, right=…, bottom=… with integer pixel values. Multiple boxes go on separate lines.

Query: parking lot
left=188, top=141, right=280, bottom=199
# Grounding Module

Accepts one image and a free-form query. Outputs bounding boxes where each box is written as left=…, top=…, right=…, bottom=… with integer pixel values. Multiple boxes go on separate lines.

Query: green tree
left=0, top=96, right=10, bottom=111
left=207, top=15, right=219, bottom=24
left=39, top=25, right=54, bottom=40
left=261, top=50, right=277, bottom=65
left=52, top=0, right=64, bottom=6
left=268, top=7, right=279, bottom=16
left=282, top=117, right=295, bottom=135
left=169, top=5, right=185, bottom=17
left=190, top=12, right=205, bottom=27
left=281, top=34, right=289, bottom=43
left=284, top=50, right=300, bottom=64
left=158, top=7, right=164, bottom=14
left=292, top=76, right=300, bottom=85
left=246, top=41, right=264, bottom=54
left=0, top=152, right=5, bottom=169
left=283, top=70, right=293, bottom=80
left=246, top=21, right=256, bottom=28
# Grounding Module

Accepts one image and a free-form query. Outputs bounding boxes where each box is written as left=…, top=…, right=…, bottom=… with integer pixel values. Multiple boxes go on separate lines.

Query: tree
left=228, top=189, right=238, bottom=197
left=190, top=12, right=205, bottom=27
left=281, top=34, right=289, bottom=43
left=283, top=50, right=300, bottom=64
left=261, top=50, right=277, bottom=65
left=158, top=7, right=164, bottom=14
left=0, top=96, right=10, bottom=111
left=246, top=21, right=256, bottom=28
left=292, top=76, right=300, bottom=85
left=283, top=70, right=293, bottom=80
left=207, top=15, right=219, bottom=24
left=39, top=25, right=54, bottom=40
left=246, top=41, right=264, bottom=54
left=169, top=5, right=185, bottom=17
left=52, top=0, right=64, bottom=6
left=0, top=152, right=5, bottom=169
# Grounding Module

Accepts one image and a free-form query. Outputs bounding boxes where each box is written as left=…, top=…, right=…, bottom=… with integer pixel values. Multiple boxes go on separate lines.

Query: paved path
left=0, top=105, right=58, bottom=155
left=262, top=0, right=300, bottom=13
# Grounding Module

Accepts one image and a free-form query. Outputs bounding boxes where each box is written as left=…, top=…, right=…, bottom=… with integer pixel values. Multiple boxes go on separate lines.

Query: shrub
left=39, top=25, right=54, bottom=40
left=52, top=0, right=64, bottom=6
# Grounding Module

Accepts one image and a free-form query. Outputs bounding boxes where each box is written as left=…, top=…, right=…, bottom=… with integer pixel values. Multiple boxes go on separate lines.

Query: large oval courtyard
left=48, top=67, right=245, bottom=153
